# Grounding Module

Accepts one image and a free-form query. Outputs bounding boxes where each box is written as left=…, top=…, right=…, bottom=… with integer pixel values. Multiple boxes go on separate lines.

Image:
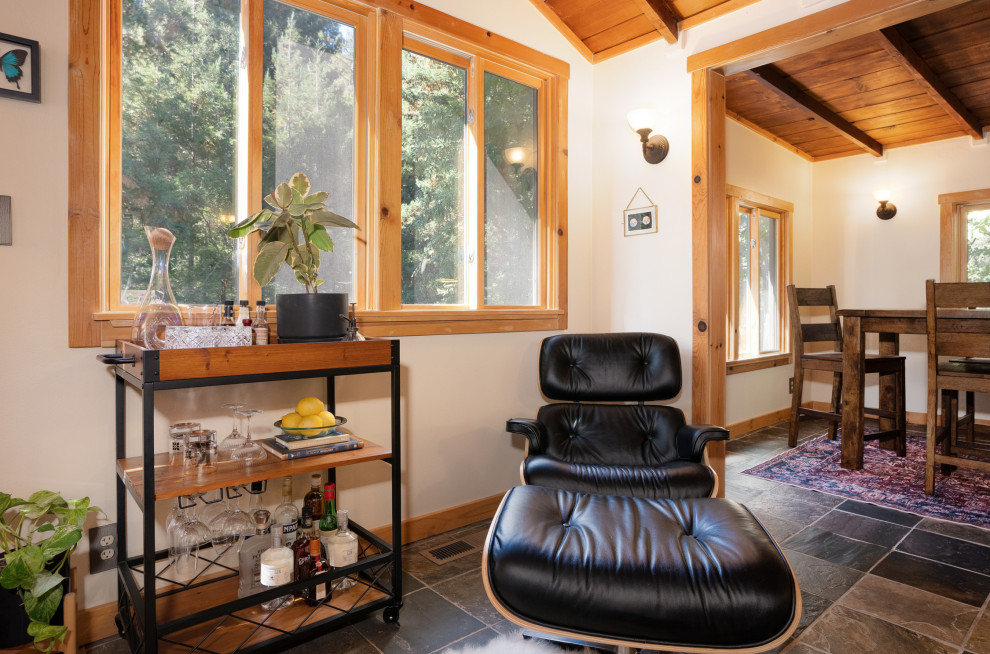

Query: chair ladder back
left=787, top=284, right=842, bottom=355
left=928, top=279, right=990, bottom=359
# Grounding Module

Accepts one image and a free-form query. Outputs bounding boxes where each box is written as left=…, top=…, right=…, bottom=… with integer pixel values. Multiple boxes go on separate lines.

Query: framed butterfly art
left=0, top=32, right=40, bottom=103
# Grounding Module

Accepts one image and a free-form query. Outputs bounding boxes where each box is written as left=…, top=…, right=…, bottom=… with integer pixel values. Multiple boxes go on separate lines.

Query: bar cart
left=98, top=339, right=402, bottom=654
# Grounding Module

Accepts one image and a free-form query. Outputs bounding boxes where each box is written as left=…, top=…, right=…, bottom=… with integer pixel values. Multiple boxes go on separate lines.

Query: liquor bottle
left=291, top=506, right=314, bottom=601
left=253, top=301, right=269, bottom=345
left=237, top=299, right=252, bottom=327
left=221, top=300, right=236, bottom=326
left=318, top=483, right=337, bottom=550
left=272, top=476, right=299, bottom=546
left=299, top=535, right=330, bottom=605
left=303, top=474, right=323, bottom=525
left=325, top=509, right=358, bottom=591
left=259, top=525, right=293, bottom=610
left=237, top=509, right=271, bottom=599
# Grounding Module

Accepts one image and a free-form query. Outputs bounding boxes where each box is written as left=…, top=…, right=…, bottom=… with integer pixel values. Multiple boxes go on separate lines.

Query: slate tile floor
left=86, top=419, right=990, bottom=654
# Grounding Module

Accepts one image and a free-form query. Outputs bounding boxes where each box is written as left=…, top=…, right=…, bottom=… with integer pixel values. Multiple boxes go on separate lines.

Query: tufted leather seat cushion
left=485, top=486, right=799, bottom=650
left=540, top=332, right=681, bottom=402
left=523, top=456, right=715, bottom=499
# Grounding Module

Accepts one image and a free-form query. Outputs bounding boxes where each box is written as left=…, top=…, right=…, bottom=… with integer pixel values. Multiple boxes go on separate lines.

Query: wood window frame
left=725, top=185, right=793, bottom=374
left=939, top=188, right=990, bottom=282
left=68, top=0, right=569, bottom=347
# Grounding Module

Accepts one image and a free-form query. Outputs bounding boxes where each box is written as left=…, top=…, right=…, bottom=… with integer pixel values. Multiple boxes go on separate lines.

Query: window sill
left=91, top=308, right=566, bottom=345
left=726, top=353, right=791, bottom=375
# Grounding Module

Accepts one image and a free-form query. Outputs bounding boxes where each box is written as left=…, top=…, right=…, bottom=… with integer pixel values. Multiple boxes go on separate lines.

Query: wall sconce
left=627, top=108, right=669, bottom=164
left=874, top=190, right=897, bottom=220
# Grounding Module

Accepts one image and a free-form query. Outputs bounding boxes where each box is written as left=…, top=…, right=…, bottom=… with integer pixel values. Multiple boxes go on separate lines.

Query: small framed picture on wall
left=623, top=205, right=657, bottom=236
left=0, top=32, right=40, bottom=103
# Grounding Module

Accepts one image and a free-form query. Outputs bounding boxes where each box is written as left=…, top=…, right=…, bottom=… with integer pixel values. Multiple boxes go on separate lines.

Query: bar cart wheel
left=383, top=605, right=400, bottom=624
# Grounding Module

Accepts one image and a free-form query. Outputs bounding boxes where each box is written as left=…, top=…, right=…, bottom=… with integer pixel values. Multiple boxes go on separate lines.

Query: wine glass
left=166, top=498, right=190, bottom=570
left=174, top=497, right=213, bottom=580
left=226, top=489, right=257, bottom=555
left=217, top=402, right=247, bottom=461
left=230, top=408, right=266, bottom=465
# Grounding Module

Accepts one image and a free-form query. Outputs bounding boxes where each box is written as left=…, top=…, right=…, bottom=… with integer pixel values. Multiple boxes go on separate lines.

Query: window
left=939, top=189, right=990, bottom=282
left=68, top=0, right=568, bottom=346
left=726, top=185, right=793, bottom=374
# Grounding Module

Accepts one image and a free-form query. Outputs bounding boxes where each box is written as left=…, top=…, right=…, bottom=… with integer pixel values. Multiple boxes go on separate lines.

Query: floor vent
left=420, top=539, right=481, bottom=565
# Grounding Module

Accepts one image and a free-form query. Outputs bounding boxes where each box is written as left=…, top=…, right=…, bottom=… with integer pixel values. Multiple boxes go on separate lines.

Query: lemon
left=318, top=410, right=336, bottom=427
left=281, top=412, right=303, bottom=429
left=295, top=396, right=325, bottom=417
left=298, top=414, right=324, bottom=436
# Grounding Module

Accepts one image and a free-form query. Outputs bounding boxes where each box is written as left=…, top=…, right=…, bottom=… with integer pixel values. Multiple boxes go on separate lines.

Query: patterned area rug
left=741, top=432, right=990, bottom=529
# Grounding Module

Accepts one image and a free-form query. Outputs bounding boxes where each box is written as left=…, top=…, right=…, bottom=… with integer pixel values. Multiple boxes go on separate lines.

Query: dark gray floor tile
left=354, top=587, right=484, bottom=653
left=402, top=545, right=484, bottom=588
left=966, top=611, right=990, bottom=654
left=871, top=551, right=990, bottom=606
left=783, top=526, right=887, bottom=571
left=766, top=484, right=845, bottom=508
left=833, top=499, right=922, bottom=527
left=811, top=509, right=910, bottom=548
left=837, top=573, right=978, bottom=645
left=796, top=604, right=955, bottom=653
left=724, top=483, right=766, bottom=503
left=746, top=493, right=833, bottom=525
left=794, top=591, right=831, bottom=639
left=752, top=511, right=805, bottom=543
left=433, top=569, right=503, bottom=625
left=82, top=637, right=131, bottom=654
left=897, top=529, right=990, bottom=576
left=286, top=625, right=379, bottom=654
left=435, top=628, right=498, bottom=653
left=781, top=549, right=863, bottom=602
left=918, top=518, right=990, bottom=548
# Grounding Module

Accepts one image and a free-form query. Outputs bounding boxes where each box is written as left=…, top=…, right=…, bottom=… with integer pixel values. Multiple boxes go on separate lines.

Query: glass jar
left=168, top=422, right=200, bottom=465
left=183, top=429, right=218, bottom=476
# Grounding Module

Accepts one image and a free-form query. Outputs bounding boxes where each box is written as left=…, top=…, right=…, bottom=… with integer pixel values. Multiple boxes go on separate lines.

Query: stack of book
left=259, top=429, right=364, bottom=460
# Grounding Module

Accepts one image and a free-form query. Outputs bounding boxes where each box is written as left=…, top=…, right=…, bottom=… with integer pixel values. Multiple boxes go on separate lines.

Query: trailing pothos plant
left=226, top=172, right=360, bottom=293
left=0, top=491, right=102, bottom=653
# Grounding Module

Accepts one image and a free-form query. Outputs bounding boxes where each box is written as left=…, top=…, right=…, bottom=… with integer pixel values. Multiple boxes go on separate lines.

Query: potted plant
left=226, top=172, right=360, bottom=341
left=1, top=491, right=102, bottom=653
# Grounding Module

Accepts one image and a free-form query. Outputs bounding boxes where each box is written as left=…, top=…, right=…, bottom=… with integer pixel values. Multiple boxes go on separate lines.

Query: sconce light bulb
left=873, top=189, right=891, bottom=203
left=627, top=108, right=658, bottom=133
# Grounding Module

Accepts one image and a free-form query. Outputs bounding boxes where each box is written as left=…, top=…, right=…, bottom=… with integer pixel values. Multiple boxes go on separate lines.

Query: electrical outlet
left=789, top=377, right=794, bottom=394
left=90, top=523, right=117, bottom=574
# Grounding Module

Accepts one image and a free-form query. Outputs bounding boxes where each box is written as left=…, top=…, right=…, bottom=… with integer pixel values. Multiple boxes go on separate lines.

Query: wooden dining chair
left=924, top=279, right=990, bottom=495
left=787, top=285, right=906, bottom=451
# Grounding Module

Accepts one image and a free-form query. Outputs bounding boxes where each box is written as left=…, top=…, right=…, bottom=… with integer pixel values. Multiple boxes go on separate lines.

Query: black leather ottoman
left=483, top=485, right=800, bottom=653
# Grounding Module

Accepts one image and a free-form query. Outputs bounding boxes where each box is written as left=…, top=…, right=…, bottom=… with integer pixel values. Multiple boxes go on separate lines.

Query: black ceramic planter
left=275, top=293, right=349, bottom=341
left=0, top=585, right=65, bottom=648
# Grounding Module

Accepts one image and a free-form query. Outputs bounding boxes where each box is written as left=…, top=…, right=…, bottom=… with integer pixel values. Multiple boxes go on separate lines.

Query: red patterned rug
left=741, top=432, right=990, bottom=529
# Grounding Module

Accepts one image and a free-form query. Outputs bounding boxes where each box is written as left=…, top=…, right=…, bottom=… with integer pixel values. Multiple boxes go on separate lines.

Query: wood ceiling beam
left=876, top=26, right=984, bottom=140
left=630, top=0, right=679, bottom=44
left=524, top=0, right=595, bottom=63
left=745, top=65, right=885, bottom=157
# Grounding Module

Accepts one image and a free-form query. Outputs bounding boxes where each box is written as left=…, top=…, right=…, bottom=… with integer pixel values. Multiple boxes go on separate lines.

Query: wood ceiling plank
left=679, top=0, right=760, bottom=31
left=923, top=42, right=990, bottom=76
left=826, top=81, right=930, bottom=112
left=787, top=51, right=900, bottom=92
left=583, top=15, right=658, bottom=54
left=687, top=0, right=972, bottom=75
left=629, top=0, right=679, bottom=43
left=525, top=0, right=595, bottom=63
left=547, top=0, right=642, bottom=40
left=908, top=18, right=990, bottom=58
left=939, top=60, right=990, bottom=88
left=877, top=26, right=984, bottom=138
left=800, top=66, right=917, bottom=103
left=726, top=110, right=815, bottom=161
left=899, top=2, right=990, bottom=39
left=773, top=35, right=883, bottom=77
left=852, top=104, right=950, bottom=131
left=868, top=115, right=964, bottom=141
left=753, top=109, right=818, bottom=130
left=745, top=65, right=885, bottom=156
left=839, top=94, right=938, bottom=122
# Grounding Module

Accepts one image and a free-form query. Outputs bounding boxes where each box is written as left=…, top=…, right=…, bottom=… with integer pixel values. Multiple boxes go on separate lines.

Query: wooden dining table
left=835, top=308, right=990, bottom=470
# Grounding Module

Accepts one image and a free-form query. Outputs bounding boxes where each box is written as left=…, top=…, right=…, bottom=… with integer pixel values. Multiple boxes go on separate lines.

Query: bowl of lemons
left=275, top=396, right=346, bottom=437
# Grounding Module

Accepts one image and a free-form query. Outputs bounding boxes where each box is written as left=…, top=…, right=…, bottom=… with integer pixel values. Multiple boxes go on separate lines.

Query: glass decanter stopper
left=131, top=226, right=183, bottom=349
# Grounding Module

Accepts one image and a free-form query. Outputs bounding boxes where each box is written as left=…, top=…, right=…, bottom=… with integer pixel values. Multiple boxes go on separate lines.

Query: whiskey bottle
left=272, top=476, right=299, bottom=545
left=325, top=509, right=358, bottom=591
left=237, top=509, right=271, bottom=599
left=259, top=526, right=293, bottom=610
left=300, top=536, right=330, bottom=605
left=253, top=301, right=269, bottom=345
left=303, top=474, right=323, bottom=525
left=291, top=507, right=314, bottom=601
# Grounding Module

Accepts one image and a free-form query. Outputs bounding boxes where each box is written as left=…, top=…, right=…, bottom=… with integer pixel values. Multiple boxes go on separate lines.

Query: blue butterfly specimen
left=2, top=49, right=28, bottom=89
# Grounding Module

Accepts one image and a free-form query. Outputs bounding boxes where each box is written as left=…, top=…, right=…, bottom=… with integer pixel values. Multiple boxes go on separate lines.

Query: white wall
left=0, top=0, right=594, bottom=611
left=724, top=120, right=814, bottom=424
left=812, top=136, right=990, bottom=414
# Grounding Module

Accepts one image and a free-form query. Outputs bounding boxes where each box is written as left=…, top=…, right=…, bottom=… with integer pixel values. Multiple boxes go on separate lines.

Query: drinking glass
left=166, top=498, right=190, bottom=570
left=217, top=402, right=246, bottom=461
left=182, top=430, right=217, bottom=476
left=226, top=489, right=257, bottom=555
left=173, top=497, right=214, bottom=580
left=230, top=408, right=266, bottom=465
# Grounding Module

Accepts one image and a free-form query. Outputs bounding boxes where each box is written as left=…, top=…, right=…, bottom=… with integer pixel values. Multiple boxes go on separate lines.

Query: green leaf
left=290, top=172, right=311, bottom=197
left=287, top=203, right=308, bottom=217
left=274, top=182, right=293, bottom=207
left=264, top=192, right=279, bottom=210
left=36, top=524, right=55, bottom=533
left=310, top=209, right=360, bottom=230
left=309, top=225, right=334, bottom=252
left=30, top=570, right=64, bottom=598
left=254, top=242, right=290, bottom=287
left=22, top=492, right=65, bottom=519
left=28, top=622, right=67, bottom=652
left=24, top=584, right=63, bottom=625
left=4, top=545, right=46, bottom=584
left=226, top=210, right=267, bottom=238
left=0, top=554, right=32, bottom=589
left=41, top=526, right=81, bottom=560
left=0, top=493, right=27, bottom=516
left=303, top=191, right=328, bottom=205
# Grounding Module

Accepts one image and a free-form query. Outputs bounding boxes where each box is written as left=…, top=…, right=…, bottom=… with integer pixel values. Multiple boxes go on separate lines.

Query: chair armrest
left=676, top=424, right=730, bottom=461
left=506, top=419, right=548, bottom=454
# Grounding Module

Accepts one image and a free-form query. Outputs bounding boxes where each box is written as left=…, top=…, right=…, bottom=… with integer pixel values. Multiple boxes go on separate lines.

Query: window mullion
left=377, top=10, right=404, bottom=311
left=472, top=59, right=485, bottom=310
left=240, top=0, right=264, bottom=304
